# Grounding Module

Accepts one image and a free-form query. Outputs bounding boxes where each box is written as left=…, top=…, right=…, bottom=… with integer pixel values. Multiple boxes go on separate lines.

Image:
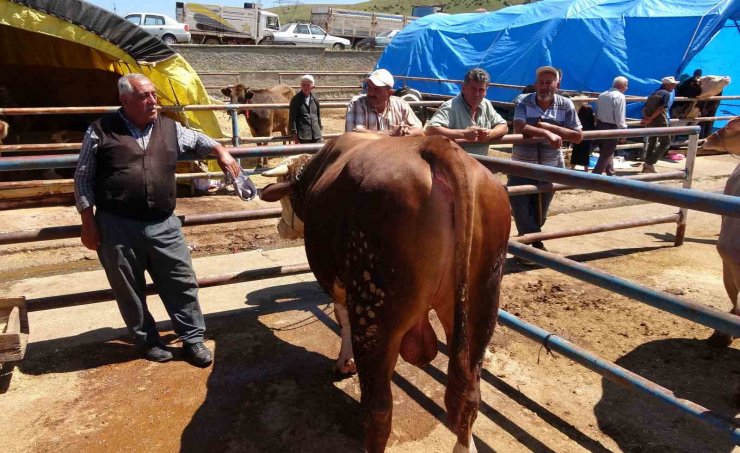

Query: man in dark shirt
left=74, top=73, right=241, bottom=366
left=289, top=74, right=322, bottom=144
left=641, top=76, right=679, bottom=173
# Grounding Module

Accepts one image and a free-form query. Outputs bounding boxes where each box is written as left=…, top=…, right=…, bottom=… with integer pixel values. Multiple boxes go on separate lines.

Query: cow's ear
left=244, top=91, right=254, bottom=101
left=221, top=87, right=232, bottom=96
left=260, top=182, right=293, bottom=202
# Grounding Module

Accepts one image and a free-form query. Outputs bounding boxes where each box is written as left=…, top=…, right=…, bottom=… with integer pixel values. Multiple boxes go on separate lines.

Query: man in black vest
left=74, top=74, right=241, bottom=366
left=289, top=74, right=323, bottom=144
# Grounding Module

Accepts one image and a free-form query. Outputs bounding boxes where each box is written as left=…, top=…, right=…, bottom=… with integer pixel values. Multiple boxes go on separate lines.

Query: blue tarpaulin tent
left=378, top=0, right=740, bottom=107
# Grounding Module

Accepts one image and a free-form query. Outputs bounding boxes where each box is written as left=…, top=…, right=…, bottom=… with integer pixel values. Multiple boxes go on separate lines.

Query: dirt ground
left=0, top=111, right=739, bottom=452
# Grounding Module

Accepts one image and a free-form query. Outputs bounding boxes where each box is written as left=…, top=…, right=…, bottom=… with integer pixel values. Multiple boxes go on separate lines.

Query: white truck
left=310, top=7, right=416, bottom=48
left=175, top=2, right=280, bottom=45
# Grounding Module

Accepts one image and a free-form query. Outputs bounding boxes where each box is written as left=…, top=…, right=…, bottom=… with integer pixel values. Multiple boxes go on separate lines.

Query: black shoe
left=183, top=342, right=213, bottom=367
left=139, top=343, right=173, bottom=363
left=532, top=241, right=548, bottom=252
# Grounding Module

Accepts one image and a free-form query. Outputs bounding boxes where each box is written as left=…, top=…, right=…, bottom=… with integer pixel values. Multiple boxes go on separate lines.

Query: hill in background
left=267, top=0, right=529, bottom=24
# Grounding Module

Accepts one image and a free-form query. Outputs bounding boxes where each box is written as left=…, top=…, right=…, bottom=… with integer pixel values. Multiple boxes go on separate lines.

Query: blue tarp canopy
left=378, top=0, right=740, bottom=106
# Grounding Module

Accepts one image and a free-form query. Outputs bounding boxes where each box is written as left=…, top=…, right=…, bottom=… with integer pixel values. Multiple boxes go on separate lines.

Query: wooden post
left=0, top=297, right=28, bottom=365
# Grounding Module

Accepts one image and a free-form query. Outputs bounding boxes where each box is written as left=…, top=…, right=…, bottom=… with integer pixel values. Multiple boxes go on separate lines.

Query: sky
left=85, top=0, right=358, bottom=18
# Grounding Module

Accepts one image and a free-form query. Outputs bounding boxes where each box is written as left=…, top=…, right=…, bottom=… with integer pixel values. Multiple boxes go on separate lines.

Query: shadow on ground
left=594, top=338, right=740, bottom=452
left=181, top=281, right=364, bottom=452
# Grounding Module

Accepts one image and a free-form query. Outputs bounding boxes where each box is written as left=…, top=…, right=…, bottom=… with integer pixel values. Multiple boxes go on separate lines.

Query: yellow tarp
left=0, top=0, right=224, bottom=138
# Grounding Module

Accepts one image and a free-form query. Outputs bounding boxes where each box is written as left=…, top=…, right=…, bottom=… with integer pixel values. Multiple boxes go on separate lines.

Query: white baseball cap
left=367, top=69, right=394, bottom=88
left=661, top=76, right=679, bottom=85
left=536, top=65, right=560, bottom=81
left=300, top=74, right=315, bottom=84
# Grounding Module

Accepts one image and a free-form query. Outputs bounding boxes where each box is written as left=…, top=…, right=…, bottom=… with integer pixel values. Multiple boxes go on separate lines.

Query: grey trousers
left=594, top=121, right=618, bottom=175
left=644, top=116, right=671, bottom=165
left=507, top=175, right=555, bottom=236
left=96, top=209, right=205, bottom=347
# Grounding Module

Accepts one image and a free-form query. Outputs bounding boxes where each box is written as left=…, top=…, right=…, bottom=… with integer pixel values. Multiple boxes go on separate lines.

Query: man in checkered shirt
left=345, top=69, right=423, bottom=137
left=74, top=73, right=241, bottom=366
left=509, top=66, right=583, bottom=259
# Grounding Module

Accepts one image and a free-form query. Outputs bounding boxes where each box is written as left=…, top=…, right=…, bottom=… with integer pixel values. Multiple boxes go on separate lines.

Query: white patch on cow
left=363, top=271, right=371, bottom=281
left=453, top=435, right=477, bottom=453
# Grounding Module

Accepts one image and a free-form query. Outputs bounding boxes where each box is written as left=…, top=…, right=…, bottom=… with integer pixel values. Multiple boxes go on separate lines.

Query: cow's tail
left=422, top=137, right=480, bottom=433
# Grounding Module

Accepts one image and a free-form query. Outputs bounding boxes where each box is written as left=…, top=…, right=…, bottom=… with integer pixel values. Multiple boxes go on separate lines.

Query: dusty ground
left=0, top=112, right=738, bottom=452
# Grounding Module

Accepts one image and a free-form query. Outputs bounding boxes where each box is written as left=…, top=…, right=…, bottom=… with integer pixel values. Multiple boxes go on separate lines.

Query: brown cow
left=702, top=116, right=740, bottom=405
left=221, top=83, right=294, bottom=165
left=261, top=133, right=511, bottom=452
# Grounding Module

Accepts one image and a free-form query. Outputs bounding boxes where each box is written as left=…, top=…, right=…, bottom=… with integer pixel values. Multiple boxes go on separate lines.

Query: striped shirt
left=596, top=88, right=627, bottom=129
left=74, top=109, right=219, bottom=213
left=512, top=93, right=582, bottom=168
left=344, top=95, right=422, bottom=133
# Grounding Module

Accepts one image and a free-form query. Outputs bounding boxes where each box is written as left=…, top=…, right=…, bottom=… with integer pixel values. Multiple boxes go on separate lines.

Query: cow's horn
left=262, top=164, right=290, bottom=177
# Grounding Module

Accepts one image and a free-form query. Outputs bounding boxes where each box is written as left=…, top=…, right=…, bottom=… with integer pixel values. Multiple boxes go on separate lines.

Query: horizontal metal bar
left=507, top=242, right=740, bottom=336
left=497, top=310, right=740, bottom=445
left=511, top=214, right=679, bottom=243
left=506, top=171, right=686, bottom=196
left=26, top=263, right=312, bottom=312
left=0, top=208, right=283, bottom=245
left=478, top=154, right=740, bottom=218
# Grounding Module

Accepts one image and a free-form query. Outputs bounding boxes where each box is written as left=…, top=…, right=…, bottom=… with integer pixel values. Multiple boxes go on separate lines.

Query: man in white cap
left=509, top=65, right=583, bottom=261
left=640, top=76, right=679, bottom=173
left=345, top=68, right=423, bottom=137
left=289, top=74, right=323, bottom=144
left=425, top=67, right=509, bottom=156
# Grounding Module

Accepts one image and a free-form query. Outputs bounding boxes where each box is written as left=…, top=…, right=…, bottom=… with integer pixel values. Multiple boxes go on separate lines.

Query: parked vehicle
left=311, top=7, right=415, bottom=48
left=175, top=2, right=279, bottom=45
left=124, top=12, right=191, bottom=44
left=272, top=23, right=351, bottom=49
left=356, top=29, right=400, bottom=51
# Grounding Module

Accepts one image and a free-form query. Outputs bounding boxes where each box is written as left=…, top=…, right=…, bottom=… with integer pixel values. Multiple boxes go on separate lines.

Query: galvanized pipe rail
left=0, top=171, right=686, bottom=246
left=25, top=263, right=311, bottom=312
left=497, top=309, right=740, bottom=445
left=0, top=125, right=697, bottom=169
left=508, top=241, right=740, bottom=337
left=0, top=207, right=282, bottom=245
left=0, top=100, right=443, bottom=116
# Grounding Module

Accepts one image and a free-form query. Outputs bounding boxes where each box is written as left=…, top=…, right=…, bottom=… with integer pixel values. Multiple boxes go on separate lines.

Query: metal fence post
left=229, top=108, right=241, bottom=166
left=674, top=132, right=698, bottom=246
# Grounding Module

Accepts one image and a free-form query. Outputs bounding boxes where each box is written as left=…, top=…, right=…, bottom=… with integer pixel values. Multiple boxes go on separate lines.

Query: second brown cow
left=221, top=83, right=294, bottom=165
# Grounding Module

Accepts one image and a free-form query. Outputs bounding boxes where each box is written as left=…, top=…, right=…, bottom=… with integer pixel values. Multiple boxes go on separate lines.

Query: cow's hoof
left=453, top=437, right=477, bottom=453
left=706, top=331, right=734, bottom=347
left=332, top=358, right=356, bottom=377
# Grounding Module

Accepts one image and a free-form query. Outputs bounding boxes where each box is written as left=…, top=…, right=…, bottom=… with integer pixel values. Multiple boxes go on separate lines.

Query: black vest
left=93, top=114, right=178, bottom=221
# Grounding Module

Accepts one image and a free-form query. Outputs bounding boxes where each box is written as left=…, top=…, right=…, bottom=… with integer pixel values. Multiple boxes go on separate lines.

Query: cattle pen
left=1, top=95, right=739, bottom=449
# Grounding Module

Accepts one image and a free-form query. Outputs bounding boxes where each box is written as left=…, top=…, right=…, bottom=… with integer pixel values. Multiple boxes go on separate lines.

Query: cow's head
left=260, top=154, right=313, bottom=239
left=698, top=76, right=731, bottom=99
left=221, top=84, right=255, bottom=105
left=703, top=117, right=740, bottom=156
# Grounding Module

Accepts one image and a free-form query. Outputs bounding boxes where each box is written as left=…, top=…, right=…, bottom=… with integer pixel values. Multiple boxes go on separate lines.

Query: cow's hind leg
left=707, top=260, right=739, bottom=347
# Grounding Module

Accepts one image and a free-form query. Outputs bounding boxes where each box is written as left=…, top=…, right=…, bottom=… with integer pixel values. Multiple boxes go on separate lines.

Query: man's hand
left=214, top=146, right=241, bottom=179
left=80, top=208, right=100, bottom=251
left=640, top=117, right=649, bottom=126
left=545, top=131, right=563, bottom=149
left=461, top=127, right=480, bottom=142
left=388, top=124, right=411, bottom=137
